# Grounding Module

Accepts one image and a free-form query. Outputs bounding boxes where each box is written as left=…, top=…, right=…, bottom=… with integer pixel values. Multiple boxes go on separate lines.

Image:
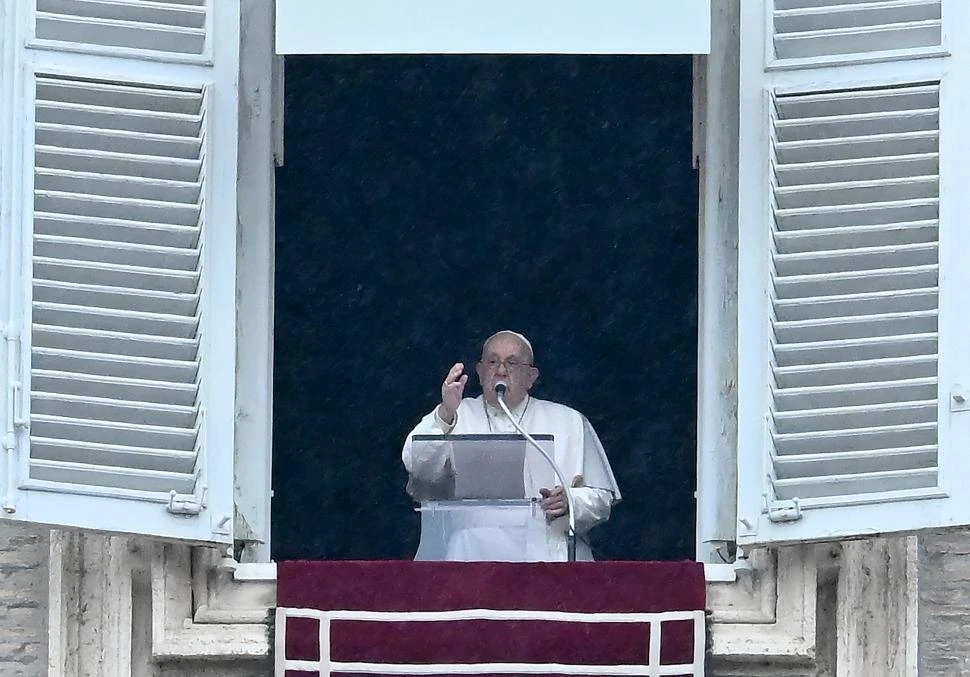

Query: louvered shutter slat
left=36, top=78, right=203, bottom=112
left=776, top=355, right=935, bottom=382
left=29, top=437, right=195, bottom=473
left=774, top=310, right=937, bottom=343
left=776, top=376, right=937, bottom=409
left=777, top=154, right=939, bottom=185
left=777, top=177, right=938, bottom=209
left=34, top=237, right=201, bottom=268
left=777, top=221, right=937, bottom=252
left=34, top=281, right=199, bottom=316
left=32, top=370, right=197, bottom=407
left=776, top=199, right=938, bottom=231
left=31, top=415, right=196, bottom=450
left=33, top=303, right=198, bottom=338
left=775, top=445, right=936, bottom=475
left=773, top=422, right=937, bottom=455
left=777, top=131, right=939, bottom=164
left=35, top=213, right=200, bottom=248
left=33, top=393, right=198, bottom=428
left=37, top=103, right=202, bottom=137
left=774, top=1, right=940, bottom=32
left=38, top=0, right=206, bottom=28
left=773, top=467, right=938, bottom=499
left=30, top=459, right=197, bottom=494
left=35, top=0, right=208, bottom=56
left=772, top=0, right=942, bottom=62
left=775, top=334, right=937, bottom=364
left=32, top=348, right=198, bottom=383
left=36, top=170, right=202, bottom=204
left=33, top=259, right=199, bottom=294
left=35, top=17, right=205, bottom=56
left=774, top=400, right=937, bottom=431
left=35, top=148, right=202, bottom=183
left=774, top=287, right=936, bottom=321
left=776, top=266, right=938, bottom=299
left=775, top=23, right=941, bottom=61
left=36, top=124, right=202, bottom=159
left=34, top=325, right=198, bottom=361
left=36, top=193, right=201, bottom=227
left=774, top=243, right=938, bottom=275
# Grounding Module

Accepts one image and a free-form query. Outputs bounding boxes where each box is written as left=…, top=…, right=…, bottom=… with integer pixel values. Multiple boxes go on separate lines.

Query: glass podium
left=407, top=434, right=561, bottom=561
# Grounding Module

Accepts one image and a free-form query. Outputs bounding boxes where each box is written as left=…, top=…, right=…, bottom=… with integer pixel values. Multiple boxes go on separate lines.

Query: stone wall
left=0, top=525, right=48, bottom=677
left=920, top=529, right=970, bottom=676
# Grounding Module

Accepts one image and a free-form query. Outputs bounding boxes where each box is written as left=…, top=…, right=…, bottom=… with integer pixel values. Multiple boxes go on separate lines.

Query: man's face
left=476, top=334, right=539, bottom=409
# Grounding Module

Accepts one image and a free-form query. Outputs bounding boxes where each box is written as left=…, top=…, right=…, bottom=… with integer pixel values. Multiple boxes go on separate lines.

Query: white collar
left=484, top=393, right=531, bottom=420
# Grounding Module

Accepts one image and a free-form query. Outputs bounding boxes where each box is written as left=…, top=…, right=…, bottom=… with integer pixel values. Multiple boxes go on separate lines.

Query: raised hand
left=438, top=362, right=467, bottom=425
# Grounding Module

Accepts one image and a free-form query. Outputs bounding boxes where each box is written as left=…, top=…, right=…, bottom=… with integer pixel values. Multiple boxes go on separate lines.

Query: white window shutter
left=737, top=0, right=970, bottom=545
left=0, top=0, right=239, bottom=543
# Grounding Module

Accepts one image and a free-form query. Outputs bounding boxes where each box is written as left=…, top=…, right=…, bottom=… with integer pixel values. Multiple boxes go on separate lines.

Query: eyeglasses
left=481, top=357, right=533, bottom=371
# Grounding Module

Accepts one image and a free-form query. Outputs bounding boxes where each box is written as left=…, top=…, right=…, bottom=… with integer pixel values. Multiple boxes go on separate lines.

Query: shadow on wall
left=272, top=55, right=698, bottom=562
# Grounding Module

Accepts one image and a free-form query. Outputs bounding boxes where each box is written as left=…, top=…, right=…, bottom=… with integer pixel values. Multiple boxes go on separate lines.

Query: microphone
left=492, top=378, right=579, bottom=562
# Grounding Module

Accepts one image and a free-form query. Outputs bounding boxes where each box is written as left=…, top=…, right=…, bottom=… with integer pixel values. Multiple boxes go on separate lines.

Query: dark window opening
left=272, top=55, right=698, bottom=561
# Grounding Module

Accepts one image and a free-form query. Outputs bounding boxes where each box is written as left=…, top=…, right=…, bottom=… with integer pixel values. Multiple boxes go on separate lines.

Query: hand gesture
left=539, top=486, right=568, bottom=521
left=438, top=362, right=467, bottom=425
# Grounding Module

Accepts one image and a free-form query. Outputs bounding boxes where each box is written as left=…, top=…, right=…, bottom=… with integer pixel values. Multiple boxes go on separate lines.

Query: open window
left=7, top=0, right=970, bottom=566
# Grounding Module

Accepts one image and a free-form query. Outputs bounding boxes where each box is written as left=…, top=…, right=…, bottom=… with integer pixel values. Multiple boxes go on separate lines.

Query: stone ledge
left=47, top=530, right=918, bottom=676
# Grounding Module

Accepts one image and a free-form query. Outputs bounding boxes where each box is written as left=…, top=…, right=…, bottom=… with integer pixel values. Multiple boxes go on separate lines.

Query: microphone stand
left=496, top=390, right=578, bottom=562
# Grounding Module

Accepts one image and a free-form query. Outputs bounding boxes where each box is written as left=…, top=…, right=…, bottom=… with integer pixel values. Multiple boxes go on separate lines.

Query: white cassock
left=402, top=394, right=621, bottom=562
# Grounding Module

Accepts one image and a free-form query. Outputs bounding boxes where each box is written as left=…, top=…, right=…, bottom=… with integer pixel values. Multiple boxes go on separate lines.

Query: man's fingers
left=544, top=503, right=567, bottom=521
left=541, top=495, right=566, bottom=510
left=443, top=375, right=466, bottom=394
left=444, top=362, right=464, bottom=384
left=540, top=485, right=568, bottom=520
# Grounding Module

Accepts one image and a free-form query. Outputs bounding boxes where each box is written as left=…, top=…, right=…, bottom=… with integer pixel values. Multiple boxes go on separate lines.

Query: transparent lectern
left=407, top=433, right=560, bottom=562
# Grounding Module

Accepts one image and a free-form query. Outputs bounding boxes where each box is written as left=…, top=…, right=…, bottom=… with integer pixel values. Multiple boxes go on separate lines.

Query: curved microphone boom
left=495, top=383, right=578, bottom=562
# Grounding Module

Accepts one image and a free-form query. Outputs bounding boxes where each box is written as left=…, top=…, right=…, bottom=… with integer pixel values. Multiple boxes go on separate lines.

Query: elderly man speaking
left=402, top=330, right=621, bottom=561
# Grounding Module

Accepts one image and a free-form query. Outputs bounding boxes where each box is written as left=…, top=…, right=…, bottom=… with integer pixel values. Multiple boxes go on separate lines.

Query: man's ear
left=528, top=366, right=540, bottom=389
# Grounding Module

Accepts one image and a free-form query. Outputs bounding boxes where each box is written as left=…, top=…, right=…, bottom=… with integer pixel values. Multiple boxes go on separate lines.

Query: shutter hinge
left=951, top=386, right=969, bottom=412
left=3, top=327, right=27, bottom=428
left=3, top=326, right=27, bottom=514
left=764, top=495, right=802, bottom=524
left=166, top=486, right=208, bottom=516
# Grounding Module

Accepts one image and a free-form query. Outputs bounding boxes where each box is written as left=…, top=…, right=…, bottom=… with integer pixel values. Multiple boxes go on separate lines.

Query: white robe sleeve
left=550, top=412, right=620, bottom=535
left=401, top=404, right=456, bottom=481
left=566, top=486, right=614, bottom=534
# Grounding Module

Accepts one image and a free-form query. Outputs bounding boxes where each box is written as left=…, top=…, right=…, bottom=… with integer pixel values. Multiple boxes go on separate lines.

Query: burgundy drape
left=278, top=560, right=705, bottom=676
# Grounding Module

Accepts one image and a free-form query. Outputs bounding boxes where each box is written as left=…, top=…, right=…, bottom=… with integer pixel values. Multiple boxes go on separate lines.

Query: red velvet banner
left=277, top=560, right=706, bottom=676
